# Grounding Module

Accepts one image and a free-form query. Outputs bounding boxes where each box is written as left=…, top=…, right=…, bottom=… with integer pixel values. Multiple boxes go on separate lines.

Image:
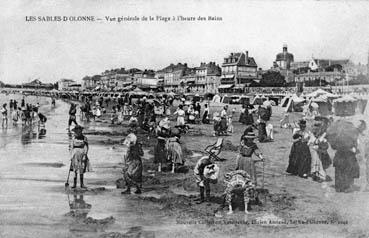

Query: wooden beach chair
left=204, top=137, right=225, bottom=161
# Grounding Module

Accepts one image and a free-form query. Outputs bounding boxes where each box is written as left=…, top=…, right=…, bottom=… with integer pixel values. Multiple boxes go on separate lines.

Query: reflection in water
left=38, top=123, right=47, bottom=139
left=68, top=194, right=92, bottom=219
left=21, top=127, right=33, bottom=145
left=38, top=128, right=47, bottom=139
left=20, top=123, right=48, bottom=143
left=66, top=193, right=116, bottom=235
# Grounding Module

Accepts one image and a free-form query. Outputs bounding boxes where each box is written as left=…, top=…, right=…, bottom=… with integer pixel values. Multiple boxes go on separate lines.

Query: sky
left=1, top=0, right=369, bottom=84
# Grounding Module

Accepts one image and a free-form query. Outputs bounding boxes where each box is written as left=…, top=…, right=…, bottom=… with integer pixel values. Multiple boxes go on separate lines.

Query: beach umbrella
left=326, top=119, right=359, bottom=150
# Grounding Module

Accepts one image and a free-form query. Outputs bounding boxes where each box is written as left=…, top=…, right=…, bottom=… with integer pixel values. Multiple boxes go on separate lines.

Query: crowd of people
left=1, top=97, right=47, bottom=129
left=59, top=90, right=369, bottom=215
left=286, top=116, right=368, bottom=193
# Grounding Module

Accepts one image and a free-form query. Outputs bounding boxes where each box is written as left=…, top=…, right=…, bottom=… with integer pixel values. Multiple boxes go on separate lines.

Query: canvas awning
left=218, top=84, right=234, bottom=89
left=333, top=95, right=358, bottom=103
left=233, top=85, right=244, bottom=90
left=221, top=74, right=235, bottom=79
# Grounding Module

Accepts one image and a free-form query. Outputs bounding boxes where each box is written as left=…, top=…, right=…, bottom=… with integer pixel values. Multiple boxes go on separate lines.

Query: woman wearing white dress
left=174, top=105, right=185, bottom=126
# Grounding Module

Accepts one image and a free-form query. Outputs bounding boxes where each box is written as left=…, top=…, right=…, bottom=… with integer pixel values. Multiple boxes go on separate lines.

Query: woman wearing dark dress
left=202, top=104, right=209, bottom=124
left=121, top=128, right=144, bottom=194
left=154, top=119, right=170, bottom=172
left=286, top=120, right=312, bottom=178
left=236, top=131, right=263, bottom=186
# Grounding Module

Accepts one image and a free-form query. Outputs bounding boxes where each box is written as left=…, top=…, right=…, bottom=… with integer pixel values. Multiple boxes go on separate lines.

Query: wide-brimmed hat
left=244, top=132, right=256, bottom=138
left=72, top=125, right=84, bottom=132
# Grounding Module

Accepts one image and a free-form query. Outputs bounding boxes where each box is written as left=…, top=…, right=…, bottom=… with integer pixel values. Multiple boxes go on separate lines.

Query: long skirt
left=167, top=141, right=184, bottom=165
left=124, top=159, right=142, bottom=187
left=334, top=150, right=359, bottom=192
left=310, top=148, right=326, bottom=180
left=245, top=114, right=254, bottom=125
left=219, top=118, right=227, bottom=132
left=154, top=139, right=167, bottom=164
left=202, top=111, right=209, bottom=124
left=239, top=112, right=246, bottom=123
left=258, top=122, right=267, bottom=142
left=71, top=148, right=86, bottom=174
left=286, top=141, right=311, bottom=177
left=177, top=117, right=185, bottom=126
left=236, top=156, right=257, bottom=184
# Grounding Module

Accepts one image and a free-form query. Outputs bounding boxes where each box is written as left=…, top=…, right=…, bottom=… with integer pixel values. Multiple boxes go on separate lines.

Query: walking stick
left=65, top=161, right=72, bottom=188
left=262, top=158, right=265, bottom=189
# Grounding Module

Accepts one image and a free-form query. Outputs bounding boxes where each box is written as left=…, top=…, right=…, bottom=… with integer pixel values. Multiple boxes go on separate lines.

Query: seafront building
left=219, top=51, right=258, bottom=93
left=272, top=45, right=295, bottom=83
left=76, top=46, right=369, bottom=92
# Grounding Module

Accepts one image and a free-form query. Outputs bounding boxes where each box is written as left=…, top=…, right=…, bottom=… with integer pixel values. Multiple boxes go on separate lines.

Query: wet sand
left=1, top=94, right=369, bottom=237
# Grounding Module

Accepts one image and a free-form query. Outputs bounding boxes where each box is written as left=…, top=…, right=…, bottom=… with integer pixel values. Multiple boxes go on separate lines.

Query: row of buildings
left=62, top=45, right=368, bottom=93
left=79, top=50, right=259, bottom=93
left=272, top=44, right=368, bottom=85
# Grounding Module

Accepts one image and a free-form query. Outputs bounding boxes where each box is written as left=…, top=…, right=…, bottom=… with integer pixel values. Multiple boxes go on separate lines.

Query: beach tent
left=280, top=95, right=292, bottom=107
left=306, top=89, right=339, bottom=98
left=312, top=95, right=332, bottom=116
left=212, top=94, right=221, bottom=103
left=333, top=95, right=358, bottom=117
left=130, top=87, right=146, bottom=95
left=251, top=95, right=267, bottom=105
left=353, top=96, right=368, bottom=115
left=285, top=94, right=305, bottom=112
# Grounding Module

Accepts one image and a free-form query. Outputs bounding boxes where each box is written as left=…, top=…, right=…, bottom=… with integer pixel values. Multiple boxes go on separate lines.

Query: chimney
left=245, top=51, right=249, bottom=61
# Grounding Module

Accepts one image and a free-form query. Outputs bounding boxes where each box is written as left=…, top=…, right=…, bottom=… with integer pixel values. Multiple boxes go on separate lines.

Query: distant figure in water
left=11, top=108, right=19, bottom=126
left=1, top=103, right=8, bottom=128
left=68, top=103, right=78, bottom=130
left=70, top=125, right=89, bottom=189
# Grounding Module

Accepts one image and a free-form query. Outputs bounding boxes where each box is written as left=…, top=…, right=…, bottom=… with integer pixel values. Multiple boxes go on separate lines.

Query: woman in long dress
left=166, top=128, right=184, bottom=173
left=154, top=119, right=170, bottom=172
left=121, top=128, right=144, bottom=194
left=70, top=125, right=89, bottom=189
left=236, top=131, right=263, bottom=186
left=309, top=117, right=331, bottom=181
left=286, top=119, right=312, bottom=178
left=202, top=104, right=210, bottom=124
left=219, top=106, right=228, bottom=134
left=174, top=105, right=185, bottom=127
left=239, top=105, right=247, bottom=124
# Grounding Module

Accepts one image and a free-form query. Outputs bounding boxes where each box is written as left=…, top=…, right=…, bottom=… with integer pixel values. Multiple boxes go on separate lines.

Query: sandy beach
left=1, top=93, right=369, bottom=237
